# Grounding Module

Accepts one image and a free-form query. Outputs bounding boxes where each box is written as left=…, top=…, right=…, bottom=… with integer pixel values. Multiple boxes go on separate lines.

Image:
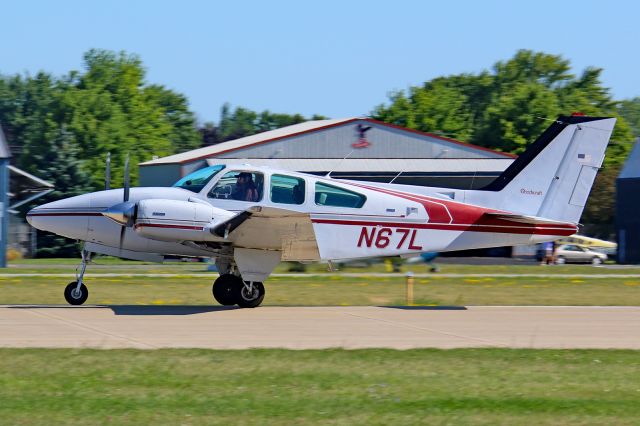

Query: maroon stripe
left=27, top=212, right=103, bottom=217
left=136, top=223, right=204, bottom=231
left=311, top=219, right=576, bottom=236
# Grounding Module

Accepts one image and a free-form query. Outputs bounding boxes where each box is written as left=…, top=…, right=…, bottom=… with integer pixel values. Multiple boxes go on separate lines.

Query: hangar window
left=209, top=171, right=264, bottom=202
left=270, top=174, right=305, bottom=205
left=173, top=165, right=225, bottom=193
left=315, top=182, right=366, bottom=208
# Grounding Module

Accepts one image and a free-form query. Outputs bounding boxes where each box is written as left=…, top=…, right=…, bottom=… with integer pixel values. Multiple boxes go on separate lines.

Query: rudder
left=478, top=115, right=616, bottom=224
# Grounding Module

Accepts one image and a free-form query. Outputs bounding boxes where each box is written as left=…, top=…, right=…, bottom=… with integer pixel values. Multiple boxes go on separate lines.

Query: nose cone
left=26, top=194, right=95, bottom=240
left=102, top=201, right=136, bottom=226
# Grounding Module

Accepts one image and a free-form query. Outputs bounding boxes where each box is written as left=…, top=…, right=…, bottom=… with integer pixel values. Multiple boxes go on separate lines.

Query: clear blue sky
left=2, top=0, right=638, bottom=123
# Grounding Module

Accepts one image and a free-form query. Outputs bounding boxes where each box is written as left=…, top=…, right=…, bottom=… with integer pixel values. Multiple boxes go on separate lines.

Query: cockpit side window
left=172, top=165, right=225, bottom=193
left=209, top=171, right=264, bottom=202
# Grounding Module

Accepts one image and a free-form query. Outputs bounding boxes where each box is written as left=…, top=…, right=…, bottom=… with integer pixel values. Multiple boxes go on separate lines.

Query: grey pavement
left=1, top=273, right=640, bottom=278
left=0, top=305, right=638, bottom=350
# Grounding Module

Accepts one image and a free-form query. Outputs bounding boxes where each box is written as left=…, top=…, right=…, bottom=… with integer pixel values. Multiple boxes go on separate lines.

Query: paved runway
left=1, top=305, right=638, bottom=350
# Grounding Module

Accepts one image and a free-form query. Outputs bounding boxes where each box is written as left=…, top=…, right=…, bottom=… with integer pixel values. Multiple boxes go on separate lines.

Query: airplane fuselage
left=27, top=165, right=576, bottom=262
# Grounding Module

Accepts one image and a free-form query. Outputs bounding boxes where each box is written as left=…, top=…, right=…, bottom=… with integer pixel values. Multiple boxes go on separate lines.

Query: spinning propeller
left=101, top=153, right=137, bottom=249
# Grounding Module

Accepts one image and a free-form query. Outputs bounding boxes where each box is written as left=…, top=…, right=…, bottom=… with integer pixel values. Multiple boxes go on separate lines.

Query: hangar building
left=139, top=118, right=515, bottom=189
left=617, top=139, right=640, bottom=263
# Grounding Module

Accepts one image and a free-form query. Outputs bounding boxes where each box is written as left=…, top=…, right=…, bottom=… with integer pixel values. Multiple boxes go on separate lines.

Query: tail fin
left=479, top=115, right=616, bottom=223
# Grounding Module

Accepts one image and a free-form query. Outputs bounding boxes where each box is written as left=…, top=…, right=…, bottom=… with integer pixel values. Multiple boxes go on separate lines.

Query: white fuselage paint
left=27, top=165, right=577, bottom=262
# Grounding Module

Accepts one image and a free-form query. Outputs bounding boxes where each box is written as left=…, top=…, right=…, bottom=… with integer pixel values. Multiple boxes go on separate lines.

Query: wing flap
left=212, top=206, right=320, bottom=261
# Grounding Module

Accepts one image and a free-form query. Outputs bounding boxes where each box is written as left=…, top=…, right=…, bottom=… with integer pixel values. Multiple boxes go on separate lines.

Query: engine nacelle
left=134, top=198, right=233, bottom=242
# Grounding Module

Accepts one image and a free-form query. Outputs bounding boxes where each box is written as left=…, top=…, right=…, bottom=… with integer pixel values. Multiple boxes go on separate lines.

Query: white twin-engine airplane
left=27, top=115, right=616, bottom=307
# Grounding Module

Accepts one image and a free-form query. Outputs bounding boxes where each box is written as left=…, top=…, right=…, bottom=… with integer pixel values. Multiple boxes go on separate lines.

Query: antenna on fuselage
left=388, top=171, right=403, bottom=184
left=105, top=152, right=111, bottom=190
left=325, top=149, right=354, bottom=179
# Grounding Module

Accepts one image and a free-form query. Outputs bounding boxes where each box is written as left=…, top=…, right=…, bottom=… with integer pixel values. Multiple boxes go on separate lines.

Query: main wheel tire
left=212, top=274, right=241, bottom=305
left=236, top=282, right=265, bottom=308
left=592, top=257, right=603, bottom=265
left=64, top=281, right=89, bottom=305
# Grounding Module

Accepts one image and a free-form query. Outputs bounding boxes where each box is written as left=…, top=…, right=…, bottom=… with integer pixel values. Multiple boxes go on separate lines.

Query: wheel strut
left=64, top=249, right=91, bottom=305
left=74, top=249, right=91, bottom=294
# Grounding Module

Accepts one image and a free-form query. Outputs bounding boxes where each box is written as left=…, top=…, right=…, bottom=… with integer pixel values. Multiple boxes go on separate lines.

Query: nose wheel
left=64, top=282, right=89, bottom=305
left=212, top=274, right=265, bottom=308
left=64, top=249, right=91, bottom=305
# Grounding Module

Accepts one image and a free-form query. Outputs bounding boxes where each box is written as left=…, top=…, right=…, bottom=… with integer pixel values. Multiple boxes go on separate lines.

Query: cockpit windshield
left=172, top=165, right=226, bottom=193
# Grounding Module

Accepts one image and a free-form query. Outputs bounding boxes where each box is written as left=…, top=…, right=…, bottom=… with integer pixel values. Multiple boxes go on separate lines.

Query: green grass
left=1, top=274, right=639, bottom=306
left=1, top=258, right=640, bottom=306
left=1, top=348, right=639, bottom=425
left=5, top=257, right=640, bottom=275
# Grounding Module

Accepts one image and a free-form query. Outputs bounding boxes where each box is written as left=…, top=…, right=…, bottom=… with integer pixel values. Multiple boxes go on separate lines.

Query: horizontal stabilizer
left=482, top=212, right=578, bottom=228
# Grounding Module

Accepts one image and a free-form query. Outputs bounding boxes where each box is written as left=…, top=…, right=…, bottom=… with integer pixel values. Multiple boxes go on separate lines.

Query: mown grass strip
left=1, top=348, right=639, bottom=425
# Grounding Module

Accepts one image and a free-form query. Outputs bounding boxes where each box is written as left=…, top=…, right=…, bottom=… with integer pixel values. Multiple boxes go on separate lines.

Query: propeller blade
left=105, top=152, right=111, bottom=190
left=119, top=226, right=126, bottom=250
left=123, top=154, right=130, bottom=202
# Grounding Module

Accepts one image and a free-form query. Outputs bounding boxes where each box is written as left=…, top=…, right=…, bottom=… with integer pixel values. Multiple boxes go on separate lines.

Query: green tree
left=144, top=84, right=201, bottom=153
left=476, top=82, right=560, bottom=153
left=618, top=97, right=640, bottom=137
left=64, top=49, right=187, bottom=188
left=217, top=103, right=259, bottom=141
left=373, top=49, right=636, bottom=233
left=29, top=127, right=94, bottom=257
left=0, top=49, right=202, bottom=256
left=213, top=103, right=325, bottom=143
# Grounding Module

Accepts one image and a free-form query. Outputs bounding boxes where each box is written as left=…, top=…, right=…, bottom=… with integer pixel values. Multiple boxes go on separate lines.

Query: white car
left=555, top=244, right=608, bottom=265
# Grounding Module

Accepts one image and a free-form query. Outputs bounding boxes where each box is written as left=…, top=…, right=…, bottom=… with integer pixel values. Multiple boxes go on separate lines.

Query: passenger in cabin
left=232, top=172, right=260, bottom=202
left=292, top=184, right=304, bottom=204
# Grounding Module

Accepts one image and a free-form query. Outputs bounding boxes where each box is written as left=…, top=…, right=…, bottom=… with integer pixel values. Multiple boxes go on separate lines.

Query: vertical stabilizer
left=479, top=115, right=616, bottom=223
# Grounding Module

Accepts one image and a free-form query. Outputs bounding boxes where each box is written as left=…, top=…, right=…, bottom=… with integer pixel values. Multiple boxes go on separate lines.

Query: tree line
left=1, top=48, right=638, bottom=255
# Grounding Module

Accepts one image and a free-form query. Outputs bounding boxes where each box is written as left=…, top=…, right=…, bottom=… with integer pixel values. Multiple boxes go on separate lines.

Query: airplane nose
left=26, top=208, right=36, bottom=226
left=25, top=194, right=94, bottom=240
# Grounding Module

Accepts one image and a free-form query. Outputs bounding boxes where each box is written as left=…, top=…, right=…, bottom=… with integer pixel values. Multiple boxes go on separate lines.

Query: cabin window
left=209, top=171, right=264, bottom=202
left=270, top=174, right=305, bottom=205
left=315, top=182, right=366, bottom=208
left=172, top=165, right=225, bottom=193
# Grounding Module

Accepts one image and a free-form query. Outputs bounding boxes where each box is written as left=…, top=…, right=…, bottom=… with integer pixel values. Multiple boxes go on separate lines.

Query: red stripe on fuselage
left=135, top=223, right=205, bottom=231
left=347, top=183, right=578, bottom=233
left=311, top=219, right=577, bottom=236
left=27, top=212, right=103, bottom=217
left=349, top=182, right=501, bottom=225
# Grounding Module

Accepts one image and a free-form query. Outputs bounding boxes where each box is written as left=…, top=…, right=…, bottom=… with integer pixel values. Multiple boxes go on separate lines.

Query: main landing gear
left=64, top=250, right=90, bottom=305
left=212, top=274, right=265, bottom=308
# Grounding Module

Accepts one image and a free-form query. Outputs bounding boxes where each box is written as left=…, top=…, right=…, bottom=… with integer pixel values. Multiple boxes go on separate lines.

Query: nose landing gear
left=64, top=249, right=91, bottom=305
left=212, top=274, right=265, bottom=308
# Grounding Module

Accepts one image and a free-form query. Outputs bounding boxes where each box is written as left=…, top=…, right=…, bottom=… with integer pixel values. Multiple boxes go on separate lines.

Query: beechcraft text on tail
left=27, top=115, right=616, bottom=307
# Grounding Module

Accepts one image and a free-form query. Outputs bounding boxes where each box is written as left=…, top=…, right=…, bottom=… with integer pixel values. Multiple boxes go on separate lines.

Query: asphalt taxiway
left=1, top=305, right=638, bottom=350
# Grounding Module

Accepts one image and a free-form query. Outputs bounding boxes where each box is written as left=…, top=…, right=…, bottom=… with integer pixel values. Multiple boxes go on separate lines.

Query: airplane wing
left=211, top=206, right=320, bottom=261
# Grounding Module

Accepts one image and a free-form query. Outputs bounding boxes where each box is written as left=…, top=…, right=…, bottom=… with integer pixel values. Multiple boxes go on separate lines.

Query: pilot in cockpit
left=232, top=172, right=259, bottom=202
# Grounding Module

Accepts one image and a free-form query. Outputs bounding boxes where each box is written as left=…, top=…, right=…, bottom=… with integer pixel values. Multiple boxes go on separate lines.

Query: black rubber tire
left=212, top=274, right=241, bottom=305
left=64, top=282, right=89, bottom=305
left=235, top=281, right=265, bottom=308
